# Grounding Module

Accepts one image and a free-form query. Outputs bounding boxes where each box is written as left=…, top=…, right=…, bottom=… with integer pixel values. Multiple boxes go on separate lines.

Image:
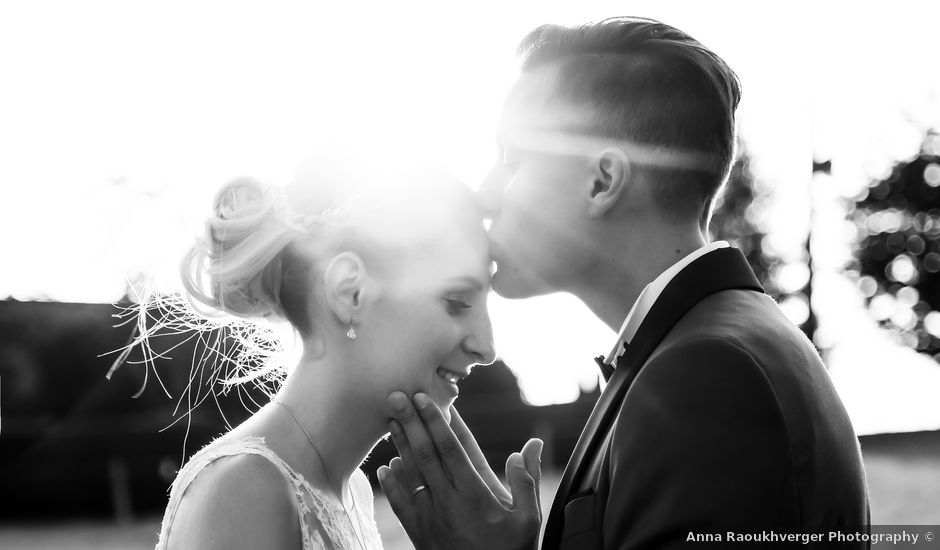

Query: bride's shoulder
left=196, top=449, right=290, bottom=497
left=165, top=449, right=301, bottom=550
left=350, top=468, right=376, bottom=509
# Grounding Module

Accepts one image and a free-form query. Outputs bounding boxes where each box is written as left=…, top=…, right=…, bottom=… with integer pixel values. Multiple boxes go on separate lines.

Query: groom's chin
left=491, top=270, right=547, bottom=300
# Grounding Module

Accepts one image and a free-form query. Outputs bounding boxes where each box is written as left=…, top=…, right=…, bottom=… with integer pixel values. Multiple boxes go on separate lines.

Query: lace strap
left=157, top=436, right=381, bottom=549
left=156, top=436, right=316, bottom=550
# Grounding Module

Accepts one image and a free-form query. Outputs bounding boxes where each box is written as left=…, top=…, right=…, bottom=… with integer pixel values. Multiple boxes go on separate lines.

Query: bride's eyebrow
left=444, top=275, right=485, bottom=292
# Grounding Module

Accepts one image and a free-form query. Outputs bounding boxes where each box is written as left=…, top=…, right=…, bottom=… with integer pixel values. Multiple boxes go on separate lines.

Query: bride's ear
left=323, top=252, right=367, bottom=327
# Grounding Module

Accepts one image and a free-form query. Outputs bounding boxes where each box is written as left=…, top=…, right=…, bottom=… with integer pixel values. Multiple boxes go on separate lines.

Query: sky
left=1, top=0, right=939, bottom=433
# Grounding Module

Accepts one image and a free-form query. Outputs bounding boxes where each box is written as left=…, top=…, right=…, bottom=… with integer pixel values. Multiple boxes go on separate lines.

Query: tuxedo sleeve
left=603, top=337, right=800, bottom=549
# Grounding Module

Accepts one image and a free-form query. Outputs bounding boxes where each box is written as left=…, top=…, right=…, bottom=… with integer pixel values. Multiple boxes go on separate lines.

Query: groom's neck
left=572, top=223, right=707, bottom=332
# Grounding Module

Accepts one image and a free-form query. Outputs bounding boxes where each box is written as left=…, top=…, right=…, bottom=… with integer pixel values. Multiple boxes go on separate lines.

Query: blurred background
left=2, top=1, right=939, bottom=548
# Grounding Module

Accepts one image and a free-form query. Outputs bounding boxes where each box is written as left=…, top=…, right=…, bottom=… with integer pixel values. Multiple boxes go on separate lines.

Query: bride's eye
left=444, top=298, right=472, bottom=316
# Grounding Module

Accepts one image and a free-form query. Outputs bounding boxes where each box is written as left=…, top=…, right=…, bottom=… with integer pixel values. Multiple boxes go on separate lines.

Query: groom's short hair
left=517, top=17, right=741, bottom=228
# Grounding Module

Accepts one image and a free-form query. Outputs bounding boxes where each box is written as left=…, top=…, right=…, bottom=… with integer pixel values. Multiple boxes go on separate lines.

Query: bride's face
left=357, top=219, right=495, bottom=421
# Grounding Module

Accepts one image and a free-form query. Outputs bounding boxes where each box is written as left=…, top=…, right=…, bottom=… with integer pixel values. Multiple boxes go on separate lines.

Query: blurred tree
left=851, top=130, right=940, bottom=356
left=710, top=144, right=790, bottom=298
left=710, top=144, right=818, bottom=340
left=711, top=145, right=774, bottom=292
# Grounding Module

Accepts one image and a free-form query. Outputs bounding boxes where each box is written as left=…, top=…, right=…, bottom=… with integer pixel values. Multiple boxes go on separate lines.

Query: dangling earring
left=346, top=315, right=358, bottom=340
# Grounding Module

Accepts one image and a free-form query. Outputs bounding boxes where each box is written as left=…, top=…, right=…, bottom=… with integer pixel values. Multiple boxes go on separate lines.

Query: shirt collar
left=604, top=241, right=730, bottom=364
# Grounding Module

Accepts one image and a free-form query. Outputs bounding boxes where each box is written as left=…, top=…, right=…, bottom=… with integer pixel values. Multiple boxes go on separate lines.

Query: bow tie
left=594, top=341, right=631, bottom=382
left=593, top=355, right=615, bottom=382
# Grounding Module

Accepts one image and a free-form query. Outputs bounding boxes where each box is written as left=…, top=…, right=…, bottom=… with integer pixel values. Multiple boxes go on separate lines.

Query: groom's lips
left=488, top=242, right=505, bottom=271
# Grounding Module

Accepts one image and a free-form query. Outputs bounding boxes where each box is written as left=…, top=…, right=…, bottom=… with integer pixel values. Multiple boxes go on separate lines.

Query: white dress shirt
left=604, top=241, right=730, bottom=365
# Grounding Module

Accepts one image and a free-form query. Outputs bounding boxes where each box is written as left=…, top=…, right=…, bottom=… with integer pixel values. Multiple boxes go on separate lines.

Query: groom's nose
left=476, top=164, right=504, bottom=220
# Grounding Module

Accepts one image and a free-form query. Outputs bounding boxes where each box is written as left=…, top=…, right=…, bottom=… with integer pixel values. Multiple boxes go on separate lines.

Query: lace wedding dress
left=155, top=436, right=383, bottom=549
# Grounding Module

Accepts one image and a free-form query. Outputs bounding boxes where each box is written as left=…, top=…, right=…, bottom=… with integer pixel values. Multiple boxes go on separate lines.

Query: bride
left=154, top=153, right=497, bottom=549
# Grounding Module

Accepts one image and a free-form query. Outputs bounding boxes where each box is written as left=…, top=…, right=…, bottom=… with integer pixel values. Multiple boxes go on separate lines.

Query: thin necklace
left=273, top=400, right=367, bottom=550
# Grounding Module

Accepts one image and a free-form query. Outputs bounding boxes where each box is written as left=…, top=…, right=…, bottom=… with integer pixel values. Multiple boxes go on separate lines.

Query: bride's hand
left=378, top=391, right=542, bottom=550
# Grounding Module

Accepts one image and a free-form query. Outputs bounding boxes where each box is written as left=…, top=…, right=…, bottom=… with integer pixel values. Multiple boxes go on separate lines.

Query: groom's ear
left=322, top=251, right=366, bottom=328
left=586, top=147, right=631, bottom=218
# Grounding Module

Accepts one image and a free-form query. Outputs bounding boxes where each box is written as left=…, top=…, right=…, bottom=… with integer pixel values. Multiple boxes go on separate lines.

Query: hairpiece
left=271, top=187, right=361, bottom=234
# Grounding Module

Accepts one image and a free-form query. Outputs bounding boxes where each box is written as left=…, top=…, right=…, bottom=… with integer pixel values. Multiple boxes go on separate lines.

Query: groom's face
left=478, top=67, right=595, bottom=298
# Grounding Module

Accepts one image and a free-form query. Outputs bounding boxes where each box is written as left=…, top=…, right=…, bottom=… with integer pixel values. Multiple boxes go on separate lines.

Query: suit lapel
left=542, top=247, right=764, bottom=547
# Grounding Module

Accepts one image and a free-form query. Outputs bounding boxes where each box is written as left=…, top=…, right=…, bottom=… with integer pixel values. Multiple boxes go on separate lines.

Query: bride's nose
left=462, top=311, right=496, bottom=366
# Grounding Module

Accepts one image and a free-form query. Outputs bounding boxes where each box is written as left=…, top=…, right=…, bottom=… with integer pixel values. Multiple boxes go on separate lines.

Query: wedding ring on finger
left=412, top=484, right=429, bottom=497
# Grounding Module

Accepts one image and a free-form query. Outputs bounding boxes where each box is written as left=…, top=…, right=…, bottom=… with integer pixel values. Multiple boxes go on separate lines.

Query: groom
left=378, top=17, right=869, bottom=549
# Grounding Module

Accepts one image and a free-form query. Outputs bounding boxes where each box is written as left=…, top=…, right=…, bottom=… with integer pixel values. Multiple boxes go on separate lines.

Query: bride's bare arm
left=164, top=454, right=302, bottom=550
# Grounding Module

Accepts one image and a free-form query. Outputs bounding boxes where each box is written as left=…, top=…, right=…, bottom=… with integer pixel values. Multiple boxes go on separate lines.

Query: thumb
left=505, top=451, right=539, bottom=518
left=521, top=438, right=543, bottom=513
left=521, top=438, right=543, bottom=485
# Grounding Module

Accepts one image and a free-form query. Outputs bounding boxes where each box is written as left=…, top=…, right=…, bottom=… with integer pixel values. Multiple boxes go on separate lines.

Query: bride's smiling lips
left=435, top=366, right=471, bottom=397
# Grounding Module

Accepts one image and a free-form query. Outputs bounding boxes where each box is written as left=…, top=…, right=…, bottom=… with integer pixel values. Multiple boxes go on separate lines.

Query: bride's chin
left=440, top=405, right=453, bottom=424
left=425, top=392, right=456, bottom=423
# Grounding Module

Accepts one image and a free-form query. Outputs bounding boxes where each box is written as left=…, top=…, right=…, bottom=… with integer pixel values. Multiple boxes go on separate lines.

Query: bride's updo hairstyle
left=180, top=150, right=482, bottom=341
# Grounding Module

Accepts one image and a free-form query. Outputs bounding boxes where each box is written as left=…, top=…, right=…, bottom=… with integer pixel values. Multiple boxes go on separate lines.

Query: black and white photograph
left=1, top=1, right=939, bottom=548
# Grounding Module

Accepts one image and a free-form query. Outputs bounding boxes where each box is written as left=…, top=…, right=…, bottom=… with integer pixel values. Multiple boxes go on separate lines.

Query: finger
left=449, top=406, right=487, bottom=463
left=450, top=406, right=511, bottom=504
left=388, top=423, right=425, bottom=496
left=388, top=391, right=452, bottom=492
left=388, top=456, right=433, bottom=508
left=505, top=452, right=540, bottom=521
left=521, top=438, right=544, bottom=515
left=377, top=465, right=422, bottom=535
left=390, top=439, right=435, bottom=512
left=412, top=393, right=479, bottom=490
left=388, top=456, right=405, bottom=480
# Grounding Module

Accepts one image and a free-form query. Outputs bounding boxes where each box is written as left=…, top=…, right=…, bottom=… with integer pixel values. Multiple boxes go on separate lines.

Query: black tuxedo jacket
left=541, top=248, right=869, bottom=549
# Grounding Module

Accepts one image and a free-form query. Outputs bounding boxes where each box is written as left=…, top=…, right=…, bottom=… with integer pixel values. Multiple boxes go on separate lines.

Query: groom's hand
left=378, top=391, right=543, bottom=550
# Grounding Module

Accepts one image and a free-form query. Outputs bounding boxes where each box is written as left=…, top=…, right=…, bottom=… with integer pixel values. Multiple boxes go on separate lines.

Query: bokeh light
left=869, top=293, right=897, bottom=322
left=925, top=163, right=940, bottom=187
left=858, top=275, right=879, bottom=298
left=924, top=311, right=940, bottom=338
left=897, top=286, right=920, bottom=307
left=887, top=255, right=918, bottom=284
left=773, top=262, right=811, bottom=293
left=778, top=294, right=810, bottom=326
